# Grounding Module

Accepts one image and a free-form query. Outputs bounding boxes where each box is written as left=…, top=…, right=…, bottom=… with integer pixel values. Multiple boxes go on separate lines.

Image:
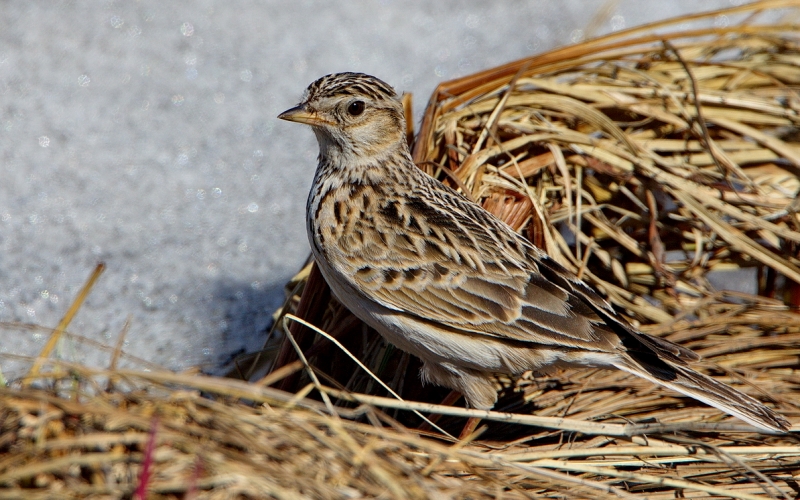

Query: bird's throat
left=315, top=143, right=415, bottom=189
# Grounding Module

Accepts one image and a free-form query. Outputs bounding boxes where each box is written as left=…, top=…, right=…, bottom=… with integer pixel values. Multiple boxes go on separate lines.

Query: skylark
left=279, top=72, right=789, bottom=432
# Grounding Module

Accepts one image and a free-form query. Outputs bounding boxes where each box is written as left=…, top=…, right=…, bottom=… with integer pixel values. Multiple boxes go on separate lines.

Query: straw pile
left=3, top=2, right=800, bottom=498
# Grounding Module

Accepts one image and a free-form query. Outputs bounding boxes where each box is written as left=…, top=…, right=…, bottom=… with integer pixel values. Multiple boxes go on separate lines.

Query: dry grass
left=3, top=2, right=800, bottom=498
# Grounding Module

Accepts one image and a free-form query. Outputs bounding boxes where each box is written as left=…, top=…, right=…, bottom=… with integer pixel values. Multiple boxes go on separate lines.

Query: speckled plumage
left=279, top=72, right=789, bottom=432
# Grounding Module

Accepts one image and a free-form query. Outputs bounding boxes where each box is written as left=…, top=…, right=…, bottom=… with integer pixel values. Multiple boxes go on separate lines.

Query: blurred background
left=0, top=0, right=739, bottom=374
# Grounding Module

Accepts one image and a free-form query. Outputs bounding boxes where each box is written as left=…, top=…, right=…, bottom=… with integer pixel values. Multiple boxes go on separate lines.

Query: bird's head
left=278, top=72, right=408, bottom=165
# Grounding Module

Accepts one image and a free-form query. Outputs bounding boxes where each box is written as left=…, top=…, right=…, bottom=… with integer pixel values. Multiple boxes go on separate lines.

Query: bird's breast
left=307, top=179, right=407, bottom=262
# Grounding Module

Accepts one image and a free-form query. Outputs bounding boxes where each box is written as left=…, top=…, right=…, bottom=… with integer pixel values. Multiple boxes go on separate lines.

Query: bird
left=278, top=72, right=790, bottom=433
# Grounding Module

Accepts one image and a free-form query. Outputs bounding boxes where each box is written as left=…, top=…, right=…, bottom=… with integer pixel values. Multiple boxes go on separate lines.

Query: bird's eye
left=347, top=100, right=365, bottom=116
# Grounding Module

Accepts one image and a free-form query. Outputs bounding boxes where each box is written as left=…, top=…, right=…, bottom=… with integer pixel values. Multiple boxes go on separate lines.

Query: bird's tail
left=613, top=358, right=790, bottom=433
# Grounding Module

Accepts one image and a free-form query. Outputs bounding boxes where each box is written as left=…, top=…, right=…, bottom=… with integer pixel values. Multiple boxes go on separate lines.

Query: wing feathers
left=344, top=187, right=612, bottom=345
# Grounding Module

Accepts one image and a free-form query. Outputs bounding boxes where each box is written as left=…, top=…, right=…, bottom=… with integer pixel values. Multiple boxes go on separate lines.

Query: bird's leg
left=416, top=389, right=483, bottom=441
left=459, top=417, right=482, bottom=440
left=417, top=390, right=462, bottom=432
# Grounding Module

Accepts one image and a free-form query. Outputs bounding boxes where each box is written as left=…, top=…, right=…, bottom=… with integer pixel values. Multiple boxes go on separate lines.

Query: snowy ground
left=0, top=1, right=737, bottom=376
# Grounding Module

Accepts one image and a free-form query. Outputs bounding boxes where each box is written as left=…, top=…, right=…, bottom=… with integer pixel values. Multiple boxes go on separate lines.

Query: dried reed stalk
left=4, top=2, right=800, bottom=498
left=260, top=1, right=800, bottom=497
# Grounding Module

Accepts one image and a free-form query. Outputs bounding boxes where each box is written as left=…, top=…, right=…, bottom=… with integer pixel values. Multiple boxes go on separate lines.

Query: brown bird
left=279, top=72, right=789, bottom=432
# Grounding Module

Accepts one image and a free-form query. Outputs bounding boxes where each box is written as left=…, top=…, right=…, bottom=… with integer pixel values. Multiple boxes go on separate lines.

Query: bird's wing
left=336, top=184, right=620, bottom=350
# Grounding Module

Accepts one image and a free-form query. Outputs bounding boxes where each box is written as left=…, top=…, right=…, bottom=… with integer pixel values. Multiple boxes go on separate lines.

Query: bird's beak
left=278, top=105, right=332, bottom=126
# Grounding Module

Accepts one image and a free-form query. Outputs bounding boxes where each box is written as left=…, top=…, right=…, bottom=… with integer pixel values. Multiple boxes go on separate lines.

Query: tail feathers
left=613, top=359, right=790, bottom=433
